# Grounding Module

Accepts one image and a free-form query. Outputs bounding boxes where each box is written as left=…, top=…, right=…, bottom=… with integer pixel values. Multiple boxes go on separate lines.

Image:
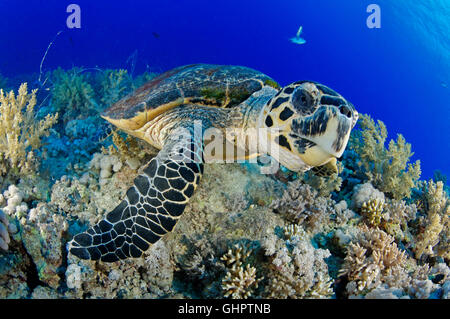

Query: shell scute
left=101, top=64, right=278, bottom=130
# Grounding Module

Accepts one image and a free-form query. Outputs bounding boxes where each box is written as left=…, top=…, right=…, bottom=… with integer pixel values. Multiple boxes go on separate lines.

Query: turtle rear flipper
left=69, top=126, right=204, bottom=262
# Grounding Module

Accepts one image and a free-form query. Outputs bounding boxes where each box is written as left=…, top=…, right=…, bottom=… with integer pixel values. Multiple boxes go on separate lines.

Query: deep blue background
left=0, top=0, right=448, bottom=179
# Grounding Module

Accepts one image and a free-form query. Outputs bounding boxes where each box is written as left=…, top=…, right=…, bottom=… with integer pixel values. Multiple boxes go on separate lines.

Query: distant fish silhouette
left=290, top=26, right=306, bottom=45
left=152, top=32, right=160, bottom=39
left=441, top=81, right=448, bottom=88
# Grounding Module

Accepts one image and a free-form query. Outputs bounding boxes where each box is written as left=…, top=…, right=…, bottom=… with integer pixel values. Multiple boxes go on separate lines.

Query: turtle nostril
left=339, top=105, right=352, bottom=118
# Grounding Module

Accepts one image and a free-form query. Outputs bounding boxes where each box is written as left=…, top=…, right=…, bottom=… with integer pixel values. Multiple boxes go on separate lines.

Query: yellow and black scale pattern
left=70, top=128, right=204, bottom=262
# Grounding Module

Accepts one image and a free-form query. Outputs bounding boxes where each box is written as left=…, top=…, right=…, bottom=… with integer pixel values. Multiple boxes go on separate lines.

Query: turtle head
left=262, top=81, right=358, bottom=172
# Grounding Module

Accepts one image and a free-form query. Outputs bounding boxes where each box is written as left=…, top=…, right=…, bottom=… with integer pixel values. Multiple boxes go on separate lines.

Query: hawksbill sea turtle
left=69, top=64, right=358, bottom=262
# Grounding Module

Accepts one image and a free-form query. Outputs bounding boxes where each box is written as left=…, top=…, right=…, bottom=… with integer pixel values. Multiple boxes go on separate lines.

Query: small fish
left=152, top=32, right=160, bottom=39
left=290, top=25, right=306, bottom=45
left=441, top=82, right=448, bottom=88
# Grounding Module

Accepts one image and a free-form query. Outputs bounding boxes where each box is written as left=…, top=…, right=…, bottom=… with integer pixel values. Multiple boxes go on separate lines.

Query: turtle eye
left=291, top=87, right=317, bottom=114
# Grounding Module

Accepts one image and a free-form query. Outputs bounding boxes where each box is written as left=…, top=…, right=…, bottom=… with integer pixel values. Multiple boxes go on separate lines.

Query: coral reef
left=0, top=68, right=448, bottom=300
left=97, top=69, right=133, bottom=107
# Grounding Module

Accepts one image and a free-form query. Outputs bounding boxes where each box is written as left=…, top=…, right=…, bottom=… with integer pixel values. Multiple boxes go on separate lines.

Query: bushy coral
left=49, top=67, right=156, bottom=125
left=348, top=114, right=421, bottom=199
left=0, top=83, right=58, bottom=179
left=50, top=68, right=95, bottom=123
left=382, top=199, right=417, bottom=242
left=414, top=180, right=449, bottom=260
left=97, top=69, right=133, bottom=107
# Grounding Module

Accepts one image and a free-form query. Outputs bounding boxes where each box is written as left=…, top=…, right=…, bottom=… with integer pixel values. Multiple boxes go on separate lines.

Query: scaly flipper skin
left=0, top=209, right=10, bottom=251
left=69, top=125, right=204, bottom=262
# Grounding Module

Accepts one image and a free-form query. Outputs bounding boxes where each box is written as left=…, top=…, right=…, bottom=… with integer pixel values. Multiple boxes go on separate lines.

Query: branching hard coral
left=0, top=83, right=58, bottom=178
left=414, top=180, right=449, bottom=259
left=222, top=263, right=262, bottom=299
left=348, top=114, right=421, bottom=199
left=220, top=244, right=262, bottom=299
left=221, top=244, right=252, bottom=267
left=361, top=198, right=386, bottom=227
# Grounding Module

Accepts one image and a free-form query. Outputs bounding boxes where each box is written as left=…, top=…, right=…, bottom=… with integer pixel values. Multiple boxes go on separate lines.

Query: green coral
left=49, top=67, right=154, bottom=125
left=97, top=69, right=133, bottom=107
left=50, top=67, right=96, bottom=123
left=349, top=113, right=421, bottom=200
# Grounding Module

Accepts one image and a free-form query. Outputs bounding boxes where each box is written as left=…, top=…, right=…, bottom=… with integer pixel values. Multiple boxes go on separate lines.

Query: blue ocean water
left=0, top=0, right=448, bottom=179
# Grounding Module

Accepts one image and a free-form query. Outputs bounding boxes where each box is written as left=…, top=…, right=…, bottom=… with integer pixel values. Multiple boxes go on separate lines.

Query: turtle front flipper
left=311, top=157, right=339, bottom=177
left=69, top=126, right=204, bottom=262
